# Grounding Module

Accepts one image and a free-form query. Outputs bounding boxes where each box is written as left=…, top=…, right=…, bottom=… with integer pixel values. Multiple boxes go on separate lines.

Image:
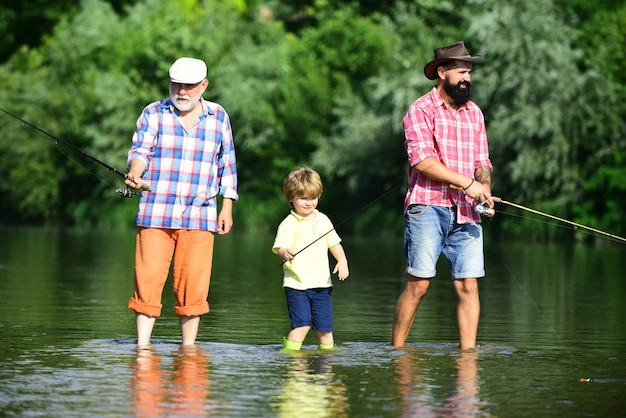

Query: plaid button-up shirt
left=403, top=88, right=492, bottom=224
left=128, top=98, right=238, bottom=231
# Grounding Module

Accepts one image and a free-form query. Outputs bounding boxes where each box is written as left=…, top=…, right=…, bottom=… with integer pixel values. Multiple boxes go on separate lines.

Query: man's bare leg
left=180, top=316, right=201, bottom=346
left=136, top=313, right=157, bottom=348
left=391, top=277, right=430, bottom=346
left=454, top=278, right=480, bottom=350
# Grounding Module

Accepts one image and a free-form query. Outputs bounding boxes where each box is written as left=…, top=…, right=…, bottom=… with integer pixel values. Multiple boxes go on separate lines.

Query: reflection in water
left=131, top=348, right=166, bottom=417
left=394, top=349, right=490, bottom=417
left=444, top=350, right=486, bottom=417
left=271, top=354, right=348, bottom=417
left=1, top=229, right=624, bottom=417
left=131, top=346, right=211, bottom=417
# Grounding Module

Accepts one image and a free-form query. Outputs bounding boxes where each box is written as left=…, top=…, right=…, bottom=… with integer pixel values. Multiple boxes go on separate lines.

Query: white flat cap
left=169, top=57, right=207, bottom=84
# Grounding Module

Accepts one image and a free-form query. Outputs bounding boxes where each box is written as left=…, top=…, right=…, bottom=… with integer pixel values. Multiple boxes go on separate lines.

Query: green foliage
left=575, top=5, right=626, bottom=238
left=309, top=1, right=464, bottom=232
left=464, top=0, right=626, bottom=239
left=576, top=148, right=626, bottom=240
left=216, top=4, right=400, bottom=232
left=578, top=5, right=626, bottom=88
left=555, top=0, right=626, bottom=23
left=0, top=0, right=245, bottom=226
left=0, top=0, right=77, bottom=61
left=212, top=19, right=294, bottom=231
left=1, top=0, right=625, bottom=242
left=0, top=0, right=142, bottom=62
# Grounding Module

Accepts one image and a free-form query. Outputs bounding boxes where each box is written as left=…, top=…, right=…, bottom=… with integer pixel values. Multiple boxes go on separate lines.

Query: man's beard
left=170, top=92, right=201, bottom=112
left=443, top=78, right=471, bottom=107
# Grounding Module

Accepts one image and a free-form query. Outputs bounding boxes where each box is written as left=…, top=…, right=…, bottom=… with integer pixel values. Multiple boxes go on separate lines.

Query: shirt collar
left=430, top=87, right=470, bottom=112
left=289, top=209, right=318, bottom=221
left=161, top=97, right=215, bottom=116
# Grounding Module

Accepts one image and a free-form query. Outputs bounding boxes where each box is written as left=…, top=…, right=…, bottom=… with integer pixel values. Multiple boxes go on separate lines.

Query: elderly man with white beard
left=125, top=57, right=239, bottom=348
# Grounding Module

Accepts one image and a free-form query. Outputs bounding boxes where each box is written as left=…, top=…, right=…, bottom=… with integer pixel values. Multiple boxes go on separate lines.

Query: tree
left=216, top=4, right=400, bottom=232
left=0, top=0, right=143, bottom=62
left=310, top=1, right=466, bottom=233
left=573, top=4, right=626, bottom=238
left=1, top=0, right=625, bottom=241
left=0, top=0, right=249, bottom=226
left=464, top=0, right=625, bottom=239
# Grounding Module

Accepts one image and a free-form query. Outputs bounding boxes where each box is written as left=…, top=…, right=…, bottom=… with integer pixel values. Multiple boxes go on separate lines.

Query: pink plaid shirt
left=403, top=88, right=492, bottom=224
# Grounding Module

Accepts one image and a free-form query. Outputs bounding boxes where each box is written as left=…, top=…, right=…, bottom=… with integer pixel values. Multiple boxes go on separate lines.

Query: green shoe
left=281, top=338, right=302, bottom=352
left=319, top=343, right=335, bottom=350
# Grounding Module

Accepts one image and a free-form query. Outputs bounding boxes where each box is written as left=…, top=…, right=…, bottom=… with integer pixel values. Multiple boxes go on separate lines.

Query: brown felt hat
left=423, top=41, right=483, bottom=80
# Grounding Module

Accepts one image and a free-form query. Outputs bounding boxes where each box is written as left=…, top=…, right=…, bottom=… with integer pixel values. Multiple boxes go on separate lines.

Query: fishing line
left=280, top=182, right=404, bottom=265
left=486, top=241, right=561, bottom=337
left=493, top=196, right=626, bottom=244
left=483, top=198, right=620, bottom=382
left=485, top=234, right=619, bottom=384
left=452, top=183, right=623, bottom=381
left=484, top=239, right=580, bottom=367
left=40, top=129, right=119, bottom=191
left=495, top=208, right=605, bottom=238
left=0, top=107, right=150, bottom=197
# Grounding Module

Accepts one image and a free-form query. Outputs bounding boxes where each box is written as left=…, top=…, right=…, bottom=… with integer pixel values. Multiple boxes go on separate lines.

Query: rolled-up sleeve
left=217, top=111, right=239, bottom=201
left=403, top=101, right=439, bottom=168
left=127, top=105, right=160, bottom=171
left=473, top=112, right=492, bottom=171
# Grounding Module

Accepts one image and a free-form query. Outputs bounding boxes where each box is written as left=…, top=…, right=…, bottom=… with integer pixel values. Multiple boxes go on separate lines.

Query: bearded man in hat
left=391, top=41, right=494, bottom=349
left=125, top=57, right=238, bottom=347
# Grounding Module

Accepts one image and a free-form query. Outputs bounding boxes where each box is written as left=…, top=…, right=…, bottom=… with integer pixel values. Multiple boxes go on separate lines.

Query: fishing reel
left=475, top=202, right=495, bottom=217
left=116, top=186, right=139, bottom=198
left=116, top=178, right=151, bottom=198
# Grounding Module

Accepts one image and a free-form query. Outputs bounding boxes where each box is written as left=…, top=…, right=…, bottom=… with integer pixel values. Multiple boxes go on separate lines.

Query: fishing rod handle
left=127, top=182, right=152, bottom=192
left=125, top=174, right=152, bottom=192
left=116, top=180, right=151, bottom=198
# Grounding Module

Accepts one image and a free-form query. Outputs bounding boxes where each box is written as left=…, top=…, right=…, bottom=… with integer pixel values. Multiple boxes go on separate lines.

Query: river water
left=0, top=227, right=624, bottom=417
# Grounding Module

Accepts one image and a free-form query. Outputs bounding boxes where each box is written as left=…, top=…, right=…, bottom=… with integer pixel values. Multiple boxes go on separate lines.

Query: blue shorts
left=404, top=204, right=485, bottom=280
left=284, top=287, right=333, bottom=332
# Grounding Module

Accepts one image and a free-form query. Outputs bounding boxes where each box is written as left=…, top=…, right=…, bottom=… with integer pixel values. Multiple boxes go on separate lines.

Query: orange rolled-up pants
left=128, top=227, right=215, bottom=318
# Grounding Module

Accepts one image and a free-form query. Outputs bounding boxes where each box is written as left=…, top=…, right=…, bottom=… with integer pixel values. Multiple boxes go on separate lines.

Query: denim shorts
left=285, top=287, right=333, bottom=332
left=404, top=204, right=485, bottom=280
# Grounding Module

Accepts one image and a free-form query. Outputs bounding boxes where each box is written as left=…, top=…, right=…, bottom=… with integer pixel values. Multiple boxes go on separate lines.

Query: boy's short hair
left=283, top=167, right=323, bottom=204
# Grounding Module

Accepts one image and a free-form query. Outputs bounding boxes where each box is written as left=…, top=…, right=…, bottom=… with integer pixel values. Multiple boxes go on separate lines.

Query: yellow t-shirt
left=272, top=209, right=342, bottom=290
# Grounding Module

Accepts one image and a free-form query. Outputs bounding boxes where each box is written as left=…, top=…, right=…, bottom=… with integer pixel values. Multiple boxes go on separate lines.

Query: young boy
left=272, top=167, right=349, bottom=351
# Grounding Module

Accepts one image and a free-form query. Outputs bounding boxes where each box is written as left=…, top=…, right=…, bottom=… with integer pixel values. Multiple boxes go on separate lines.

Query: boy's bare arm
left=330, top=244, right=349, bottom=280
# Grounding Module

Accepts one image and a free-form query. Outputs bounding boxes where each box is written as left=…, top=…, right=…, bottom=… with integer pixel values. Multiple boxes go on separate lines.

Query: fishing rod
left=0, top=107, right=151, bottom=197
left=490, top=196, right=626, bottom=243
left=450, top=183, right=626, bottom=243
